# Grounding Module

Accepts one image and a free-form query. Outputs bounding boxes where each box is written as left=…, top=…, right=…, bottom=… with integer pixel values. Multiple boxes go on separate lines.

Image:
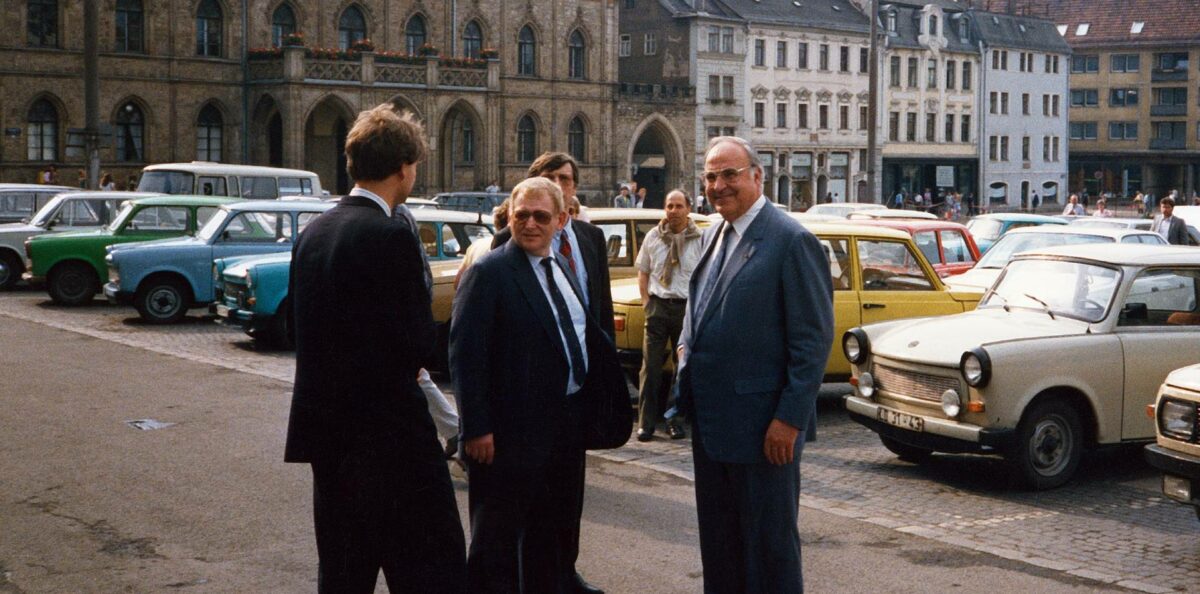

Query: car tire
left=47, top=261, right=98, bottom=305
left=1008, top=399, right=1083, bottom=491
left=0, top=251, right=22, bottom=290
left=135, top=277, right=189, bottom=324
left=879, top=435, right=933, bottom=463
left=267, top=298, right=295, bottom=350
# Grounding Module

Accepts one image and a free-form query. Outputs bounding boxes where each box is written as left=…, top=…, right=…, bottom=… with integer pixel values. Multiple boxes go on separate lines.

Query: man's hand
left=763, top=419, right=801, bottom=465
left=465, top=434, right=495, bottom=464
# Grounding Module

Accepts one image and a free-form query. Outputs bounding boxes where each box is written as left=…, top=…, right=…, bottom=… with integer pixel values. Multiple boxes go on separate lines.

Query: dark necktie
left=694, top=223, right=734, bottom=318
left=540, top=257, right=587, bottom=388
left=559, top=232, right=577, bottom=275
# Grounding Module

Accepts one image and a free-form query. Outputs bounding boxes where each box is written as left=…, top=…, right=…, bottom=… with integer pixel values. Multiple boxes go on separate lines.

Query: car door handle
left=863, top=303, right=886, bottom=309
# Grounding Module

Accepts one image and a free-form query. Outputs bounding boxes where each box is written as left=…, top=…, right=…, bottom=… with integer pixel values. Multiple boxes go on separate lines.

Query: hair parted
left=511, top=177, right=564, bottom=215
left=344, top=103, right=427, bottom=182
left=527, top=151, right=579, bottom=184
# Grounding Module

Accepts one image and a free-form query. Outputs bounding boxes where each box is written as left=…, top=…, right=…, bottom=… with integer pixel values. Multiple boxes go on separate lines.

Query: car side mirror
left=1119, top=302, right=1148, bottom=322
left=45, top=219, right=57, bottom=230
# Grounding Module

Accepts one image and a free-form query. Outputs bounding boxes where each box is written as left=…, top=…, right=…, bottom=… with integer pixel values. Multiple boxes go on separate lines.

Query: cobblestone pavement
left=3, top=290, right=1198, bottom=593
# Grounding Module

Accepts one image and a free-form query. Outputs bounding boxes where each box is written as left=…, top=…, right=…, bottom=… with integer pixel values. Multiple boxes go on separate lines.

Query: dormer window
left=887, top=11, right=897, bottom=33
left=929, top=15, right=938, bottom=36
left=1131, top=21, right=1144, bottom=34
left=1056, top=24, right=1067, bottom=36
left=958, top=16, right=969, bottom=40
left=1075, top=23, right=1089, bottom=36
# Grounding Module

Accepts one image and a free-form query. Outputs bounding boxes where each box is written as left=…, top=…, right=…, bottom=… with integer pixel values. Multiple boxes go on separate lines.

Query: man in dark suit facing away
left=676, top=136, right=834, bottom=593
left=285, top=103, right=466, bottom=593
left=452, top=177, right=631, bottom=593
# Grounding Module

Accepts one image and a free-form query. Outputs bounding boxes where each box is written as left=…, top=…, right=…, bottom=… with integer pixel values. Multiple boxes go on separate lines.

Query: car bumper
left=103, top=282, right=134, bottom=305
left=1145, top=444, right=1200, bottom=507
left=21, top=272, right=45, bottom=288
left=212, top=302, right=261, bottom=330
left=844, top=395, right=1015, bottom=454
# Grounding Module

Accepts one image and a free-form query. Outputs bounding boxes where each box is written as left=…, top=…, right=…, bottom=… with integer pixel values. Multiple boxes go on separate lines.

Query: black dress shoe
left=573, top=572, right=604, bottom=594
left=667, top=423, right=687, bottom=440
left=636, top=428, right=653, bottom=442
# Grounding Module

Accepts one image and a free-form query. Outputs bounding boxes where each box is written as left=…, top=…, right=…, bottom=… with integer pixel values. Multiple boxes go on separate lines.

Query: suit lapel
left=506, top=242, right=569, bottom=366
left=570, top=220, right=599, bottom=297
left=694, top=205, right=774, bottom=337
left=688, top=222, right=724, bottom=326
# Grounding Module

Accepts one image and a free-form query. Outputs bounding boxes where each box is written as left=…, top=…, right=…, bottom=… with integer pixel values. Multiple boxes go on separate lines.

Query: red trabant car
left=838, top=219, right=980, bottom=277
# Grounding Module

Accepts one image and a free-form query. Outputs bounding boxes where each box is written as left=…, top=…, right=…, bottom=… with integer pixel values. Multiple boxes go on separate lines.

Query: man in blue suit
left=676, top=136, right=834, bottom=593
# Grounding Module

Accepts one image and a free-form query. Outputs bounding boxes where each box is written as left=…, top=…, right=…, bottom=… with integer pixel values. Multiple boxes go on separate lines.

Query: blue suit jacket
left=676, top=202, right=834, bottom=465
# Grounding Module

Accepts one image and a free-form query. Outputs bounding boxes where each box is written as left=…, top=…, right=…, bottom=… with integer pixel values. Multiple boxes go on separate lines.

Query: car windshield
left=981, top=259, right=1121, bottom=322
left=965, top=218, right=1003, bottom=241
left=975, top=232, right=1112, bottom=269
left=107, top=202, right=136, bottom=232
left=138, top=171, right=195, bottom=194
left=29, top=196, right=65, bottom=227
left=196, top=208, right=232, bottom=242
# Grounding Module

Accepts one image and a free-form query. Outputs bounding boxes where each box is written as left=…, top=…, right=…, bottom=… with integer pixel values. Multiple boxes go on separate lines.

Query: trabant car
left=1145, top=364, right=1200, bottom=522
left=24, top=196, right=234, bottom=305
left=610, top=221, right=982, bottom=384
left=104, top=200, right=333, bottom=323
left=215, top=208, right=493, bottom=350
left=0, top=191, right=145, bottom=289
left=0, top=183, right=75, bottom=224
left=586, top=208, right=711, bottom=280
left=137, top=163, right=322, bottom=199
left=947, top=225, right=1167, bottom=292
left=844, top=244, right=1200, bottom=489
left=806, top=203, right=888, bottom=218
left=965, top=213, right=1067, bottom=253
left=840, top=219, right=980, bottom=277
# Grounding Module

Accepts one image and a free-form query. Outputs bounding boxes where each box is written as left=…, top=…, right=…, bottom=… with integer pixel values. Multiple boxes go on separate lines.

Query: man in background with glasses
left=675, top=136, right=834, bottom=593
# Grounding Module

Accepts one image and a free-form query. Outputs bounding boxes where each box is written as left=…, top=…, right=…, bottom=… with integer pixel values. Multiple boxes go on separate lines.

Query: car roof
left=50, top=191, right=163, bottom=201
left=141, top=162, right=318, bottom=177
left=587, top=208, right=707, bottom=222
left=973, top=212, right=1066, bottom=223
left=1004, top=224, right=1158, bottom=239
left=128, top=195, right=240, bottom=206
left=798, top=221, right=913, bottom=241
left=847, top=210, right=939, bottom=220
left=1018, top=243, right=1199, bottom=266
left=842, top=218, right=970, bottom=232
left=224, top=199, right=332, bottom=212
left=412, top=208, right=491, bottom=224
left=0, top=184, right=75, bottom=191
left=1069, top=217, right=1147, bottom=226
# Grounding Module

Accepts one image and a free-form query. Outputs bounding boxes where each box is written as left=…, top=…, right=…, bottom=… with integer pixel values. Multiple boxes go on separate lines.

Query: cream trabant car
left=1145, top=364, right=1200, bottom=521
left=843, top=244, right=1200, bottom=489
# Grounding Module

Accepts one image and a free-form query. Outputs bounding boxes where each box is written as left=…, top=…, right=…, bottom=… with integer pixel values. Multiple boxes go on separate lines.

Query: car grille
left=223, top=281, right=248, bottom=309
left=874, top=364, right=960, bottom=403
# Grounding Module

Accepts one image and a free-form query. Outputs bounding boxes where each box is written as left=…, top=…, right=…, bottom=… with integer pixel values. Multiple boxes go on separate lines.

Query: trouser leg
left=691, top=428, right=745, bottom=594
left=638, top=297, right=669, bottom=432
left=738, top=447, right=804, bottom=594
left=661, top=301, right=685, bottom=427
left=466, top=460, right=529, bottom=594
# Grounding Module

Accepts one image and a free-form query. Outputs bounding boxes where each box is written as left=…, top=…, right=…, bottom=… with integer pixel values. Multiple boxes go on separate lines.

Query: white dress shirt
left=694, top=196, right=768, bottom=303
left=348, top=187, right=391, bottom=216
left=526, top=252, right=589, bottom=395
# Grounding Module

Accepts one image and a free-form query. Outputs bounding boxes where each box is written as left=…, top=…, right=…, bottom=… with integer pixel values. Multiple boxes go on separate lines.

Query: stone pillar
left=426, top=56, right=439, bottom=89
left=487, top=58, right=500, bottom=91
left=360, top=51, right=375, bottom=85
left=283, top=46, right=304, bottom=81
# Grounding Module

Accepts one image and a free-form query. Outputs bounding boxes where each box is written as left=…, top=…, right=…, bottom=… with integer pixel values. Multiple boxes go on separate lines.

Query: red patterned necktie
left=559, top=233, right=577, bottom=275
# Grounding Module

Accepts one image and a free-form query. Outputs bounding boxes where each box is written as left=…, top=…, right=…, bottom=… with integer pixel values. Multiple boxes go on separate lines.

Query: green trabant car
left=24, top=195, right=235, bottom=305
left=1146, top=364, right=1200, bottom=522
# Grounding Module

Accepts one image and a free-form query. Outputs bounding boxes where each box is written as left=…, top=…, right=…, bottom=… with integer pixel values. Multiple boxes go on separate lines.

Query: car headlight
left=858, top=371, right=875, bottom=398
left=843, top=328, right=869, bottom=365
left=1159, top=399, right=1197, bottom=441
left=244, top=272, right=253, bottom=290
left=960, top=348, right=991, bottom=388
left=941, top=389, right=962, bottom=418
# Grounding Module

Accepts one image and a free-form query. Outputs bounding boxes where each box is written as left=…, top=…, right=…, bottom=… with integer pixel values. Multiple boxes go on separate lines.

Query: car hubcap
left=0, top=261, right=9, bottom=285
left=1029, top=416, right=1071, bottom=476
left=148, top=287, right=180, bottom=317
left=59, top=272, right=88, bottom=299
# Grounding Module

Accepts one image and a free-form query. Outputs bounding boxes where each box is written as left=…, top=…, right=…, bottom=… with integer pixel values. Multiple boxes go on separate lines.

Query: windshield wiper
left=988, top=291, right=1011, bottom=312
left=1022, top=293, right=1055, bottom=320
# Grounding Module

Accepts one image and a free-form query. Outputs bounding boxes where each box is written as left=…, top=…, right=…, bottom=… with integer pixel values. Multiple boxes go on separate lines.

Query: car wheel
left=267, top=298, right=295, bottom=350
left=47, top=261, right=98, bottom=305
left=879, top=435, right=933, bottom=463
left=0, top=251, right=22, bottom=290
left=135, top=278, right=189, bottom=324
left=1008, top=400, right=1083, bottom=490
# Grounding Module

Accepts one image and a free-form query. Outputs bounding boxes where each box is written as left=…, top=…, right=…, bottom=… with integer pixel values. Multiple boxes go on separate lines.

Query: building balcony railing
left=1149, top=137, right=1186, bottom=150
left=247, top=46, right=498, bottom=91
left=1150, top=104, right=1188, bottom=117
left=1151, top=70, right=1189, bottom=82
left=618, top=82, right=695, bottom=101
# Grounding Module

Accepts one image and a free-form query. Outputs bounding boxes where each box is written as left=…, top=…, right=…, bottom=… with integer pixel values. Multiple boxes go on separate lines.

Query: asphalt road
left=0, top=312, right=1143, bottom=593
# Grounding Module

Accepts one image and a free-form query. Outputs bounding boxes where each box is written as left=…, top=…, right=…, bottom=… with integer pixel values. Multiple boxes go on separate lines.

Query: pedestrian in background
left=1152, top=197, right=1189, bottom=245
left=635, top=189, right=702, bottom=442
left=285, top=103, right=466, bottom=593
left=676, top=136, right=834, bottom=593
left=1062, top=194, right=1085, bottom=216
left=1093, top=199, right=1114, bottom=218
left=634, top=187, right=647, bottom=208
left=455, top=199, right=509, bottom=289
left=77, top=169, right=87, bottom=189
left=126, top=175, right=138, bottom=191
left=99, top=173, right=115, bottom=192
left=612, top=186, right=632, bottom=208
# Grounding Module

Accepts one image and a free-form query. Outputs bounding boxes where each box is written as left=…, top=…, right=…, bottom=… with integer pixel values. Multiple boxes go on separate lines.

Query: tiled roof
left=656, top=0, right=741, bottom=19
left=971, top=11, right=1071, bottom=53
left=1002, top=0, right=1200, bottom=47
left=879, top=3, right=977, bottom=53
left=723, top=0, right=870, bottom=33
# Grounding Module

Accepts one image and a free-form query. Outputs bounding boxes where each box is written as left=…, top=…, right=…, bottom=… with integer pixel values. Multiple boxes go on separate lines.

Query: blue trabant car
left=104, top=199, right=332, bottom=323
left=965, top=213, right=1066, bottom=254
left=215, top=207, right=493, bottom=349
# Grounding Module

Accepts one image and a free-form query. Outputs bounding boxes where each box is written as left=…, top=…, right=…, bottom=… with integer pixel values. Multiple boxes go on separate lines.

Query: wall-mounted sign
left=936, top=166, right=955, bottom=187
left=4, top=128, right=21, bottom=137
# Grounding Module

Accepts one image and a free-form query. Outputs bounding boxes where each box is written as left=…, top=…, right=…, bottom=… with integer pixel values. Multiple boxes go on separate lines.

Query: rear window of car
left=139, top=171, right=194, bottom=194
left=127, top=206, right=189, bottom=231
left=241, top=177, right=279, bottom=200
left=596, top=222, right=632, bottom=267
left=914, top=231, right=941, bottom=265
left=940, top=230, right=974, bottom=263
left=279, top=177, right=315, bottom=196
left=0, top=192, right=36, bottom=218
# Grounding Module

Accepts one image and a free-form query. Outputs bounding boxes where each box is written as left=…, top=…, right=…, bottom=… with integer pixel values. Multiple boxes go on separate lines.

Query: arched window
left=518, top=25, right=536, bottom=76
left=568, top=30, right=586, bottom=79
left=462, top=20, right=483, bottom=59
left=115, top=102, right=145, bottom=162
left=196, top=104, right=223, bottom=162
left=929, top=15, right=939, bottom=36
left=26, top=99, right=57, bottom=161
left=271, top=3, right=296, bottom=48
left=567, top=117, right=586, bottom=162
left=195, top=0, right=222, bottom=57
left=27, top=0, right=58, bottom=47
left=517, top=115, right=537, bottom=163
left=338, top=6, right=366, bottom=51
left=461, top=118, right=475, bottom=163
left=405, top=14, right=426, bottom=55
left=115, top=0, right=143, bottom=52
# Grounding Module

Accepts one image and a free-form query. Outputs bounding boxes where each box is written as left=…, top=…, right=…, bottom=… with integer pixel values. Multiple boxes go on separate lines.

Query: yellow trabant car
left=585, top=208, right=710, bottom=280
left=611, top=221, right=982, bottom=381
left=1145, top=364, right=1200, bottom=522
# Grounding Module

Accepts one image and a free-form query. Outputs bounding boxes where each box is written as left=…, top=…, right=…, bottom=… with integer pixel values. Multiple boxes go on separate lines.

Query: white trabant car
left=1145, top=364, right=1200, bottom=521
left=843, top=244, right=1200, bottom=489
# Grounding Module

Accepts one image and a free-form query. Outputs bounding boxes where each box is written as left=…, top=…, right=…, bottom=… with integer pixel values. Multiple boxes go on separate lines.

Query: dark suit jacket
left=676, top=202, right=834, bottom=465
left=284, top=195, right=437, bottom=463
left=1154, top=215, right=1190, bottom=245
left=491, top=219, right=615, bottom=338
left=450, top=241, right=630, bottom=470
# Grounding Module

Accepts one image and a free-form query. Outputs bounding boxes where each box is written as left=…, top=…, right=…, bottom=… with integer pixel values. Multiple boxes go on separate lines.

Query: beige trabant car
left=844, top=244, right=1200, bottom=489
left=585, top=208, right=710, bottom=280
left=1145, top=364, right=1200, bottom=521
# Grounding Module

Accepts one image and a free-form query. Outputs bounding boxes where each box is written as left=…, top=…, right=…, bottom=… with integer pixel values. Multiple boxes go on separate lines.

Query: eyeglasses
left=701, top=165, right=752, bottom=184
left=512, top=209, right=555, bottom=225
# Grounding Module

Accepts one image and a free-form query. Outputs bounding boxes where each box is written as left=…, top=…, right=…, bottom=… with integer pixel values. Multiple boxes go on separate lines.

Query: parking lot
left=1, top=288, right=1197, bottom=593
